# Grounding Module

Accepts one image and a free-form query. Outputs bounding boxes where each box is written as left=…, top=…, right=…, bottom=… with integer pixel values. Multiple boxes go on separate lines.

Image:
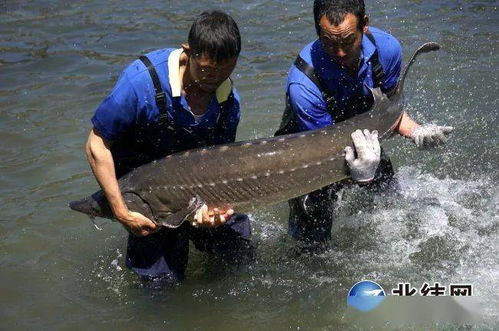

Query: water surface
left=1, top=0, right=497, bottom=329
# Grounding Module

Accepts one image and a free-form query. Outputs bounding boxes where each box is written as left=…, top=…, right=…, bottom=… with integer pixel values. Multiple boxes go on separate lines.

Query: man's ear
left=181, top=43, right=190, bottom=56
left=362, top=15, right=369, bottom=33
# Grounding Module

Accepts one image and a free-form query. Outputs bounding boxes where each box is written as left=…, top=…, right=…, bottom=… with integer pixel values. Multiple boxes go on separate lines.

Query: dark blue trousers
left=125, top=213, right=252, bottom=281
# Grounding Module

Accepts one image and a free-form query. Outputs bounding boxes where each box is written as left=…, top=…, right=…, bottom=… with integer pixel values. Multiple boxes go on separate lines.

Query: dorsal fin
left=396, top=42, right=440, bottom=94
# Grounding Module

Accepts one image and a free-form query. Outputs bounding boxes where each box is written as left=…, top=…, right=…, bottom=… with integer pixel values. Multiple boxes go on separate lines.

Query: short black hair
left=188, top=10, right=241, bottom=62
left=313, top=0, right=366, bottom=35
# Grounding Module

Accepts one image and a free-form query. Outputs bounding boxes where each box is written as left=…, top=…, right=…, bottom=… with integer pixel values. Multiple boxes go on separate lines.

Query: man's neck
left=179, top=53, right=213, bottom=115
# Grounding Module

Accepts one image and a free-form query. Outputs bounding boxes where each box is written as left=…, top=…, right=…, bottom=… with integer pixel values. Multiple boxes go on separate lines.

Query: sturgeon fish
left=70, top=42, right=440, bottom=227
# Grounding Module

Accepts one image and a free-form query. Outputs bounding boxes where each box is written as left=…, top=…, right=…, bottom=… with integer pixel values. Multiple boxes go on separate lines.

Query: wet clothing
left=287, top=152, right=397, bottom=244
left=283, top=27, right=401, bottom=131
left=92, top=48, right=241, bottom=177
left=277, top=28, right=401, bottom=244
left=126, top=214, right=252, bottom=281
left=91, top=48, right=251, bottom=280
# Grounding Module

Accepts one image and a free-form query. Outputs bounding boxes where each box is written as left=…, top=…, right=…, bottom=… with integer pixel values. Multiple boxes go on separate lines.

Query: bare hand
left=117, top=210, right=158, bottom=237
left=192, top=204, right=233, bottom=228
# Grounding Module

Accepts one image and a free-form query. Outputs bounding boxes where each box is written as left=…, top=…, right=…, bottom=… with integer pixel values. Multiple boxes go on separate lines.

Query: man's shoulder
left=296, top=40, right=320, bottom=66
left=143, top=48, right=176, bottom=66
left=368, top=27, right=402, bottom=59
left=122, top=48, right=176, bottom=83
left=287, top=40, right=321, bottom=85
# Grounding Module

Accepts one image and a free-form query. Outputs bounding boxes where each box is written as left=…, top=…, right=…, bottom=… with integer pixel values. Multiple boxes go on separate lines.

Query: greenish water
left=0, top=0, right=497, bottom=329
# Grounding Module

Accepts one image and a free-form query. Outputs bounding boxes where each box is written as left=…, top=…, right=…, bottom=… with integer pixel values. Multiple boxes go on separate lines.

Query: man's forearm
left=86, top=133, right=129, bottom=221
left=396, top=111, right=420, bottom=137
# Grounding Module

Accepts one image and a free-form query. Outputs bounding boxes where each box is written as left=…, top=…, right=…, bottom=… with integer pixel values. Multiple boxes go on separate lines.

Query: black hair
left=313, top=0, right=366, bottom=35
left=188, top=10, right=241, bottom=62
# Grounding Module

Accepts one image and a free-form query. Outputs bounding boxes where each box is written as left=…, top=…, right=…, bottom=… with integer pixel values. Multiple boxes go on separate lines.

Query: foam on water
left=1, top=0, right=497, bottom=328
left=85, top=167, right=495, bottom=327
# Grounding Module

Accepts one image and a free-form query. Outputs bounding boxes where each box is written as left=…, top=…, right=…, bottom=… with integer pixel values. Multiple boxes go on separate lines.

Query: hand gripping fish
left=69, top=42, right=440, bottom=228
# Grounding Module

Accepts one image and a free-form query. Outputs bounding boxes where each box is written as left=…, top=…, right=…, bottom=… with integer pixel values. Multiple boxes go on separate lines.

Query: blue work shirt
left=286, top=27, right=402, bottom=131
left=92, top=48, right=241, bottom=176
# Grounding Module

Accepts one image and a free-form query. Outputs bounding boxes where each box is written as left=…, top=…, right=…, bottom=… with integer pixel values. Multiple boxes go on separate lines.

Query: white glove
left=345, top=129, right=381, bottom=183
left=410, top=124, right=453, bottom=149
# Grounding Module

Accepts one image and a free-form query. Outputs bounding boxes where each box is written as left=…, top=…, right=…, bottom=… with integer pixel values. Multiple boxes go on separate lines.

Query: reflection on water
left=0, top=0, right=497, bottom=329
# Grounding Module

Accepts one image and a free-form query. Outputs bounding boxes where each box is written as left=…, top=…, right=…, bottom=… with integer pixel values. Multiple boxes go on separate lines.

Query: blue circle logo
left=347, top=280, right=386, bottom=312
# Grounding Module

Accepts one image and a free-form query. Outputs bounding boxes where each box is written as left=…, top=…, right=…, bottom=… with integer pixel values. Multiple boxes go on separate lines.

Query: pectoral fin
left=155, top=195, right=205, bottom=228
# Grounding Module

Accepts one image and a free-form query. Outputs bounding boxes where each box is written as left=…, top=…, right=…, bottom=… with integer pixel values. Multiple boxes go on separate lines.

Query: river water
left=1, top=0, right=497, bottom=329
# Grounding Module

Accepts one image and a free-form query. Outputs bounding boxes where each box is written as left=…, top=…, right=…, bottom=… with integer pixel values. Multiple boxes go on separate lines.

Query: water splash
left=88, top=215, right=103, bottom=231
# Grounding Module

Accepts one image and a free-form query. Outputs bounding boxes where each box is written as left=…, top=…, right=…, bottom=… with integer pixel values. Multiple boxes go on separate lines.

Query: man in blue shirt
left=276, top=0, right=453, bottom=246
left=86, top=11, right=252, bottom=281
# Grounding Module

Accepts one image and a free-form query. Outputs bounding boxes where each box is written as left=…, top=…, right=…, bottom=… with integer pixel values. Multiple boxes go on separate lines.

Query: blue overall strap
left=139, top=55, right=170, bottom=124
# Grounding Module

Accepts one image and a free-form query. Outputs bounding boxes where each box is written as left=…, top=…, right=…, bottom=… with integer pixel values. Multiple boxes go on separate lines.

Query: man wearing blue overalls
left=276, top=0, right=453, bottom=247
left=85, top=11, right=251, bottom=282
